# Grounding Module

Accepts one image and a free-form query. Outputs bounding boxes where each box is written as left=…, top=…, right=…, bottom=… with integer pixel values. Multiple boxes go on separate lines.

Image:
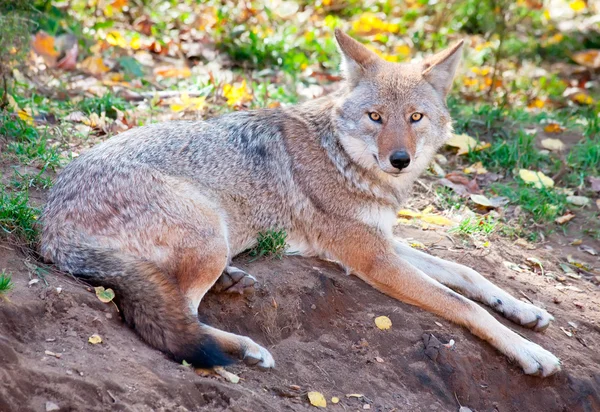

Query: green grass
left=434, top=186, right=464, bottom=211
left=77, top=92, right=129, bottom=119
left=0, top=187, right=40, bottom=245
left=492, top=182, right=566, bottom=224
left=0, top=270, right=13, bottom=294
left=250, top=229, right=288, bottom=260
left=450, top=215, right=497, bottom=237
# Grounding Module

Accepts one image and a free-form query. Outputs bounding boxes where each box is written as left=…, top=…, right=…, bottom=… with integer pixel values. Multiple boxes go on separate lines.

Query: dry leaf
left=154, top=66, right=192, bottom=78
left=540, top=138, right=565, bottom=152
left=80, top=56, right=110, bottom=75
left=446, top=133, right=490, bottom=155
left=170, top=94, right=207, bottom=113
left=518, top=169, right=554, bottom=189
left=45, top=350, right=62, bottom=358
left=579, top=245, right=597, bottom=256
left=375, top=315, right=392, bottom=330
left=555, top=212, right=575, bottom=224
left=463, top=162, right=488, bottom=175
left=543, top=123, right=565, bottom=134
left=307, top=391, right=327, bottom=408
left=223, top=80, right=253, bottom=107
left=514, top=238, right=536, bottom=250
left=572, top=49, right=600, bottom=69
left=346, top=394, right=364, bottom=398
left=88, top=334, right=102, bottom=344
left=555, top=285, right=584, bottom=293
left=331, top=396, right=340, bottom=404
left=398, top=209, right=421, bottom=218
left=560, top=326, right=573, bottom=337
left=504, top=261, right=523, bottom=272
left=31, top=31, right=60, bottom=62
left=214, top=366, right=240, bottom=383
left=56, top=44, right=78, bottom=70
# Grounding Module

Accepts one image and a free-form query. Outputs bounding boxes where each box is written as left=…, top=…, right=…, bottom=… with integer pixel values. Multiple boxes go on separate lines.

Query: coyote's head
left=333, top=29, right=463, bottom=177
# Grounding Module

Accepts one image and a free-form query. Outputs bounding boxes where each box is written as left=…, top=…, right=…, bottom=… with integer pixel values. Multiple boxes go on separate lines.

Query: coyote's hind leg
left=394, top=240, right=553, bottom=331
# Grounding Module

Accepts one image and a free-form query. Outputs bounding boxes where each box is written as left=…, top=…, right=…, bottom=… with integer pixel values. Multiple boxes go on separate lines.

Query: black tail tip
left=175, top=339, right=233, bottom=369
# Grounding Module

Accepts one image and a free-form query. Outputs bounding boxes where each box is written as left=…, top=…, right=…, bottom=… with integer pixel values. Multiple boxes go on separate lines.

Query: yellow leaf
left=409, top=241, right=426, bottom=249
left=463, top=161, right=488, bottom=175
left=106, top=31, right=127, bottom=48
left=307, top=391, right=327, bottom=408
left=446, top=133, right=490, bottom=155
left=375, top=315, right=392, bottom=330
left=88, top=334, right=102, bottom=344
left=528, top=98, right=545, bottom=109
left=130, top=37, right=141, bottom=50
left=572, top=93, right=593, bottom=105
left=170, top=94, right=207, bottom=113
left=420, top=214, right=454, bottom=226
left=223, top=80, right=253, bottom=107
left=18, top=109, right=34, bottom=125
left=95, top=286, right=116, bottom=303
left=569, top=0, right=586, bottom=12
left=540, top=138, right=565, bottom=152
left=518, top=169, right=554, bottom=189
left=80, top=56, right=110, bottom=75
left=397, top=209, right=421, bottom=218
left=331, top=397, right=340, bottom=404
left=543, top=123, right=565, bottom=133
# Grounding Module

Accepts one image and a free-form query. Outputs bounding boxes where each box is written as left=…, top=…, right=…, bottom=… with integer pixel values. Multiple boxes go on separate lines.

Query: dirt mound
left=1, top=226, right=599, bottom=411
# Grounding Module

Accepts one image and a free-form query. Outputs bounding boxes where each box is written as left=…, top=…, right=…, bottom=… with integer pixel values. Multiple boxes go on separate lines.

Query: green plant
left=0, top=270, right=13, bottom=294
left=249, top=229, right=288, bottom=260
left=78, top=92, right=129, bottom=119
left=0, top=187, right=40, bottom=245
left=492, top=183, right=566, bottom=224
left=450, top=214, right=497, bottom=237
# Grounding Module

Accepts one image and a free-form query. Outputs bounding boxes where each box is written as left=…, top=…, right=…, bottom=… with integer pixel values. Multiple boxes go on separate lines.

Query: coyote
left=41, top=30, right=560, bottom=377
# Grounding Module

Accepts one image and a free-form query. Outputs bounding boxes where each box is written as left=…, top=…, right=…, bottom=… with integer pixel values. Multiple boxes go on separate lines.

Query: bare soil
left=1, top=189, right=599, bottom=412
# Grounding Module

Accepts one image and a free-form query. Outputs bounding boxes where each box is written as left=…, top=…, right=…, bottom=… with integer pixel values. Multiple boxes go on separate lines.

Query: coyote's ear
left=334, top=29, right=380, bottom=85
left=421, top=40, right=464, bottom=97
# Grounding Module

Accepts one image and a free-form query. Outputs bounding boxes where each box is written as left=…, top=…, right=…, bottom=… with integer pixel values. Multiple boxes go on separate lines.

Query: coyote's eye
left=410, top=112, right=423, bottom=123
left=368, top=112, right=382, bottom=123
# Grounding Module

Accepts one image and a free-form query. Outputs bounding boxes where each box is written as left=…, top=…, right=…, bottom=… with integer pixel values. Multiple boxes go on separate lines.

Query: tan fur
left=41, top=30, right=560, bottom=376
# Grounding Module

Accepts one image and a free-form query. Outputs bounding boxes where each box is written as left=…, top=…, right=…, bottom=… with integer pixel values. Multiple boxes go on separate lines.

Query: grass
left=77, top=92, right=129, bottom=119
left=0, top=270, right=13, bottom=295
left=492, top=182, right=567, bottom=224
left=0, top=187, right=40, bottom=245
left=450, top=215, right=497, bottom=237
left=250, top=229, right=288, bottom=260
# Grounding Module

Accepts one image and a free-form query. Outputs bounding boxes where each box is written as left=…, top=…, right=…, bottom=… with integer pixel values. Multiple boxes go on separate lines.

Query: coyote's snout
left=41, top=29, right=561, bottom=377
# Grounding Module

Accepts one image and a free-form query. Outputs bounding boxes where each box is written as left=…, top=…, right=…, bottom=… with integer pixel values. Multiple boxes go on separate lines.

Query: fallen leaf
left=95, top=286, right=115, bottom=303
left=409, top=240, right=426, bottom=249
left=570, top=239, right=583, bottom=245
left=543, top=123, right=565, bottom=134
left=572, top=92, right=593, bottom=105
left=397, top=209, right=421, bottom=218
left=504, top=261, right=523, bottom=272
left=46, top=401, right=60, bottom=412
left=540, top=138, right=565, bottom=152
left=573, top=301, right=584, bottom=309
left=154, top=66, right=192, bottom=78
left=446, top=133, right=490, bottom=155
left=106, top=31, right=128, bottom=48
left=555, top=212, right=575, bottom=224
left=375, top=356, right=384, bottom=363
left=88, top=334, right=102, bottom=344
left=331, top=397, right=340, bottom=404
left=223, top=80, right=253, bottom=107
left=518, top=169, right=554, bottom=189
left=307, top=391, right=327, bottom=408
left=514, top=238, right=536, bottom=250
left=579, top=245, right=597, bottom=256
left=572, top=49, right=600, bottom=68
left=567, top=196, right=590, bottom=206
left=459, top=407, right=474, bottom=412
left=170, top=94, right=207, bottom=113
left=420, top=214, right=454, bottom=226
left=214, top=366, right=240, bottom=383
left=346, top=394, right=364, bottom=398
left=469, top=194, right=493, bottom=208
left=80, top=56, right=110, bottom=75
left=463, top=162, right=488, bottom=175
left=56, top=44, right=78, bottom=70
left=375, top=315, right=392, bottom=330
left=31, top=31, right=60, bottom=62
left=569, top=0, right=586, bottom=12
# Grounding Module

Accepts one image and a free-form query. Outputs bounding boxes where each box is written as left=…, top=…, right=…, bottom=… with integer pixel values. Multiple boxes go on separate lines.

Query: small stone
left=289, top=385, right=301, bottom=391
left=375, top=356, right=384, bottom=363
left=66, top=370, right=73, bottom=375
left=553, top=296, right=561, bottom=304
left=105, top=313, right=113, bottom=319
left=363, top=404, right=371, bottom=410
left=46, top=401, right=60, bottom=411
left=310, top=304, right=316, bottom=310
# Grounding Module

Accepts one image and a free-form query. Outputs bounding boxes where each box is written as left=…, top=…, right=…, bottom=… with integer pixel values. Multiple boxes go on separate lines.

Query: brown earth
left=1, top=202, right=599, bottom=412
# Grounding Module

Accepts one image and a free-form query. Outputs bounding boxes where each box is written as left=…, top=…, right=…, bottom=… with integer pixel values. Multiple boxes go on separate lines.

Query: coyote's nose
left=389, top=150, right=411, bottom=171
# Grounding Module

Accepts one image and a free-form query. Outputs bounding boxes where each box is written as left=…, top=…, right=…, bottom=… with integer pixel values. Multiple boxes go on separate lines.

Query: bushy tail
left=64, top=247, right=231, bottom=368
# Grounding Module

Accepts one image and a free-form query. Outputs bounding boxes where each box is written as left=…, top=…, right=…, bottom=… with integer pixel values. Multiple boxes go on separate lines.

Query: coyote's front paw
left=213, top=266, right=257, bottom=295
left=242, top=338, right=275, bottom=369
left=511, top=339, right=561, bottom=377
left=493, top=298, right=554, bottom=332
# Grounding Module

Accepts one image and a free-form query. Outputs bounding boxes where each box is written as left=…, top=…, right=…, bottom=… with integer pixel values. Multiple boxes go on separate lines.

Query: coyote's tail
left=63, top=246, right=231, bottom=368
